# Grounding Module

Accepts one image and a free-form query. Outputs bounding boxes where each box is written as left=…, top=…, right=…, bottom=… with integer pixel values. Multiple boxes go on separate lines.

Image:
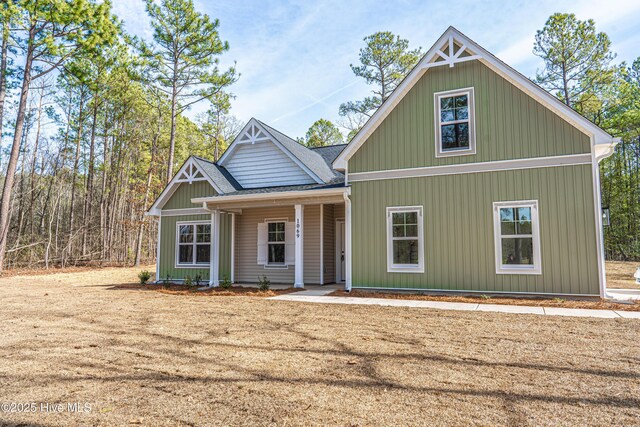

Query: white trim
left=265, top=219, right=287, bottom=266
left=218, top=118, right=324, bottom=184
left=343, top=193, right=352, bottom=291
left=147, top=157, right=223, bottom=215
left=348, top=154, right=592, bottom=182
left=319, top=204, right=324, bottom=285
left=335, top=219, right=345, bottom=283
left=210, top=211, right=220, bottom=286
left=294, top=204, right=304, bottom=288
left=434, top=87, right=476, bottom=157
left=155, top=218, right=161, bottom=282
left=333, top=26, right=614, bottom=171
left=386, top=206, right=425, bottom=274
left=159, top=207, right=210, bottom=217
left=230, top=213, right=236, bottom=283
left=351, top=286, right=599, bottom=297
left=492, top=200, right=542, bottom=275
left=192, top=187, right=349, bottom=205
left=174, top=220, right=212, bottom=269
left=591, top=149, right=607, bottom=297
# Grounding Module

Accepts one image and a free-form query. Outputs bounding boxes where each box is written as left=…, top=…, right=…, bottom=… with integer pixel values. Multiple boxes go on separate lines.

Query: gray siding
left=224, top=141, right=315, bottom=188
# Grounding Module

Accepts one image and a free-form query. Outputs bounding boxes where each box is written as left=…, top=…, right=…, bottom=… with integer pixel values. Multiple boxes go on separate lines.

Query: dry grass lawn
left=606, top=261, right=640, bottom=289
left=0, top=266, right=639, bottom=426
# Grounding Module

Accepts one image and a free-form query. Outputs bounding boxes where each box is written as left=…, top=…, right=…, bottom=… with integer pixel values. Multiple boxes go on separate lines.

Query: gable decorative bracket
left=430, top=35, right=481, bottom=68
left=237, top=123, right=270, bottom=144
left=176, top=159, right=206, bottom=184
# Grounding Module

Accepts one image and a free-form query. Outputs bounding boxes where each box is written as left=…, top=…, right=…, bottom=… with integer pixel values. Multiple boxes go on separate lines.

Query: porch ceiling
left=192, top=187, right=348, bottom=210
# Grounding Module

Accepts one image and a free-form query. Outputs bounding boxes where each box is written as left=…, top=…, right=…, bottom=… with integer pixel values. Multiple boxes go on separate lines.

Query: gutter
left=192, top=187, right=350, bottom=205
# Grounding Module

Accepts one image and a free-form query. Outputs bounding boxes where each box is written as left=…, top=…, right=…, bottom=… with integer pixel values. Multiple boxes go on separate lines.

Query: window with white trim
left=435, top=87, right=476, bottom=157
left=493, top=200, right=541, bottom=275
left=267, top=221, right=286, bottom=265
left=176, top=223, right=211, bottom=266
left=387, top=206, right=424, bottom=273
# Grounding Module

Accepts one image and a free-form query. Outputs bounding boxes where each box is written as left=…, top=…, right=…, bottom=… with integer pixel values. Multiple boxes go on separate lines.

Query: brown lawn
left=606, top=261, right=640, bottom=289
left=0, top=266, right=639, bottom=426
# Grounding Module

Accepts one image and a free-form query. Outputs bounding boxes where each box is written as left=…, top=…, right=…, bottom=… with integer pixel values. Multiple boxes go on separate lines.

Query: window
left=386, top=206, right=424, bottom=273
left=267, top=221, right=285, bottom=265
left=493, top=200, right=541, bottom=275
left=176, top=223, right=211, bottom=266
left=434, top=87, right=476, bottom=157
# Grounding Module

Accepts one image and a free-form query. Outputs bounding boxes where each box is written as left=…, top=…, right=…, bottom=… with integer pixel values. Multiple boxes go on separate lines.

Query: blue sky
left=112, top=0, right=640, bottom=140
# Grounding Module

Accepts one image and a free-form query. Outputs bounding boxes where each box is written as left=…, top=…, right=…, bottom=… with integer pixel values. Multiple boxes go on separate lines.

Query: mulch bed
left=330, top=289, right=640, bottom=311
left=113, top=283, right=298, bottom=297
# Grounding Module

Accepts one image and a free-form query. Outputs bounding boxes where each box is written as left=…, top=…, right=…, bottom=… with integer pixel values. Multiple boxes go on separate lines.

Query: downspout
left=343, top=189, right=352, bottom=292
left=592, top=137, right=620, bottom=298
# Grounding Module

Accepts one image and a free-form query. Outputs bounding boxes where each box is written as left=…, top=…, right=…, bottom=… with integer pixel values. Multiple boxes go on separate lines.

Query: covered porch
left=193, top=187, right=350, bottom=289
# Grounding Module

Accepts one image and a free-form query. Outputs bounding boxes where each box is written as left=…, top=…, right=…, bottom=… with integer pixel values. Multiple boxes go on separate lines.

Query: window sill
left=496, top=266, right=541, bottom=275
left=264, top=264, right=290, bottom=270
left=388, top=265, right=424, bottom=274
left=435, top=147, right=476, bottom=158
left=175, top=263, right=211, bottom=269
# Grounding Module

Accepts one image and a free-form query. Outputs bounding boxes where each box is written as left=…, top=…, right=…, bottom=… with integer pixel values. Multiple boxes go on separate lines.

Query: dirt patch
left=330, top=289, right=640, bottom=311
left=0, top=264, right=155, bottom=278
left=113, top=283, right=298, bottom=297
left=1, top=267, right=639, bottom=426
left=606, top=261, right=640, bottom=289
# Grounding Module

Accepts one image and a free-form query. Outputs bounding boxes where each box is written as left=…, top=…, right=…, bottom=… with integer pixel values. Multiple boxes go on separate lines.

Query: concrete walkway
left=269, top=292, right=640, bottom=319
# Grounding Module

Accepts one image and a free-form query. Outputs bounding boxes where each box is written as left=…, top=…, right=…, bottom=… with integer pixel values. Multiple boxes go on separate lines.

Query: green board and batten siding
left=158, top=182, right=231, bottom=282
left=349, top=61, right=590, bottom=173
left=348, top=60, right=600, bottom=295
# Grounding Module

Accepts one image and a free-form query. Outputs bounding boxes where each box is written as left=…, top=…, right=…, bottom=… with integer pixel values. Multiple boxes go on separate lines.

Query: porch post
left=344, top=193, right=352, bottom=292
left=230, top=213, right=236, bottom=283
left=294, top=204, right=304, bottom=288
left=209, top=209, right=220, bottom=287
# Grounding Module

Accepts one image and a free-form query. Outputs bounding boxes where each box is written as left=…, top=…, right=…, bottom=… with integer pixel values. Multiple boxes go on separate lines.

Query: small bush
left=220, top=275, right=232, bottom=289
left=138, top=270, right=151, bottom=285
left=554, top=297, right=565, bottom=303
left=480, top=294, right=491, bottom=300
left=194, top=274, right=203, bottom=287
left=184, top=275, right=193, bottom=286
left=258, top=275, right=270, bottom=291
left=162, top=272, right=172, bottom=285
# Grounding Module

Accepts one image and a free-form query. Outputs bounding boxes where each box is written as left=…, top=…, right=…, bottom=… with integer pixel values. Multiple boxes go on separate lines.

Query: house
left=147, top=27, right=618, bottom=297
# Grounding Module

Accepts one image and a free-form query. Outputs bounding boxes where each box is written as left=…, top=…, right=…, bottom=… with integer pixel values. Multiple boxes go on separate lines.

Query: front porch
left=195, top=187, right=350, bottom=289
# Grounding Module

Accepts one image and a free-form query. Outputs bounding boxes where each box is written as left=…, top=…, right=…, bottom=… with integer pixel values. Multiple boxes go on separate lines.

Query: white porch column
left=344, top=193, right=352, bottom=292
left=294, top=204, right=304, bottom=288
left=209, top=209, right=220, bottom=287
left=230, top=213, right=236, bottom=283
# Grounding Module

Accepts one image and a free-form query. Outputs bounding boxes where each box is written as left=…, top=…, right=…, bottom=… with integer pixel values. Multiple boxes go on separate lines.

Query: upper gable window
left=434, top=87, right=476, bottom=157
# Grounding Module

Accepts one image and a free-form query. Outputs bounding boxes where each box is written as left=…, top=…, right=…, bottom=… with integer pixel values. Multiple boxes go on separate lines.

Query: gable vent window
left=434, top=87, right=476, bottom=157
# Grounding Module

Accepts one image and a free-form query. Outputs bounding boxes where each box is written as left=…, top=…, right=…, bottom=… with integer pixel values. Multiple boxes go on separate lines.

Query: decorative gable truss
left=219, top=118, right=324, bottom=188
left=176, top=161, right=207, bottom=183
left=429, top=34, right=481, bottom=68
left=146, top=157, right=222, bottom=216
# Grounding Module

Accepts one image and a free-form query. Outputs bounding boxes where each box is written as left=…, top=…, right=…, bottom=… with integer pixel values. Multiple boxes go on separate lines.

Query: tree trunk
left=0, top=28, right=34, bottom=273
left=82, top=99, right=98, bottom=257
left=0, top=19, right=8, bottom=172
left=68, top=89, right=86, bottom=254
left=167, top=62, right=178, bottom=184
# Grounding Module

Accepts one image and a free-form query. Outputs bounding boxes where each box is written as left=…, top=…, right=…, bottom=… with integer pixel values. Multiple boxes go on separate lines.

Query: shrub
left=480, top=294, right=490, bottom=300
left=162, top=272, right=172, bottom=285
left=220, top=275, right=232, bottom=289
left=258, top=275, right=270, bottom=291
left=194, top=274, right=203, bottom=287
left=184, top=275, right=193, bottom=286
left=138, top=270, right=151, bottom=285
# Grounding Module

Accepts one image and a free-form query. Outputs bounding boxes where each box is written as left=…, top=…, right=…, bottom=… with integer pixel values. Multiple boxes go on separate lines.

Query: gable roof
left=333, top=26, right=616, bottom=170
left=146, top=156, right=238, bottom=215
left=218, top=118, right=338, bottom=184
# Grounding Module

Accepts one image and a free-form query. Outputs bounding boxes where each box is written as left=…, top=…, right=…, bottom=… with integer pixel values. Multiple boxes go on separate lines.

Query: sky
left=112, top=0, right=640, bottom=140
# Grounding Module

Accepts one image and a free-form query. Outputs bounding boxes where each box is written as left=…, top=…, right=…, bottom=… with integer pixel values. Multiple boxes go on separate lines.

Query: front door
left=336, top=220, right=345, bottom=282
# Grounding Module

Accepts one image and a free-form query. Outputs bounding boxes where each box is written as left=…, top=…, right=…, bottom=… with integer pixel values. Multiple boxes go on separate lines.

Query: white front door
left=336, top=220, right=345, bottom=282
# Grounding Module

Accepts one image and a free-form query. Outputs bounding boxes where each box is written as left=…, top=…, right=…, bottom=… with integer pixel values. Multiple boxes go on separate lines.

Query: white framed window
left=386, top=206, right=424, bottom=273
left=267, top=221, right=286, bottom=265
left=434, top=87, right=476, bottom=157
left=175, top=221, right=211, bottom=267
left=493, top=200, right=542, bottom=275
left=257, top=219, right=294, bottom=268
